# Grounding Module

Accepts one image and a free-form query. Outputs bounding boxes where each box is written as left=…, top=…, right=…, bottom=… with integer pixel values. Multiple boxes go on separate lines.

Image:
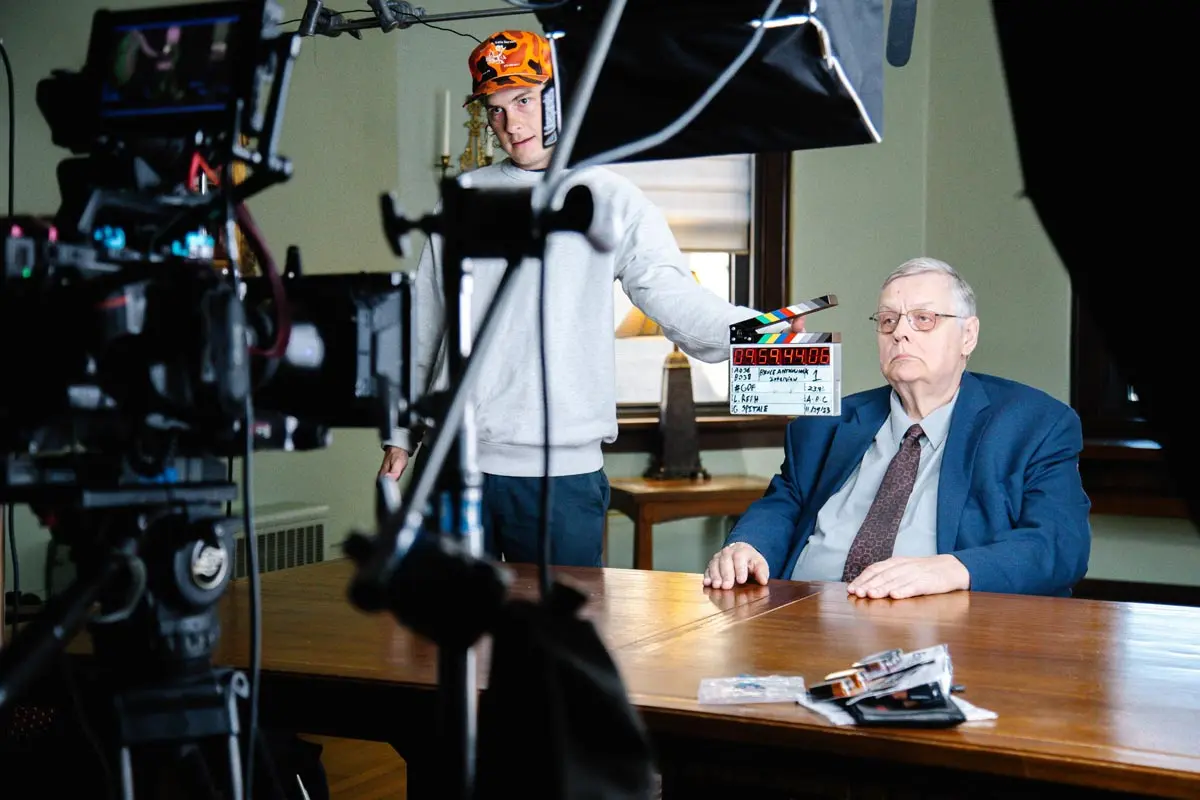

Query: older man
left=703, top=257, right=1091, bottom=599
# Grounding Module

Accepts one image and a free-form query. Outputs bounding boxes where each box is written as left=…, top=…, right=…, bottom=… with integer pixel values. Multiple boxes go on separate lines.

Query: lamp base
left=644, top=347, right=709, bottom=482
left=643, top=461, right=710, bottom=482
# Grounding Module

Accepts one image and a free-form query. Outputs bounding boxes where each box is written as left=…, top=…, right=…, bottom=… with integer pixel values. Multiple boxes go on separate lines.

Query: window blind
left=605, top=154, right=752, bottom=253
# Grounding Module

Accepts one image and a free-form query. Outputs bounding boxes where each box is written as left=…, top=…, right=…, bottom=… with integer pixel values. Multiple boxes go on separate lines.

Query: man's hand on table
left=702, top=543, right=769, bottom=590
left=846, top=555, right=970, bottom=599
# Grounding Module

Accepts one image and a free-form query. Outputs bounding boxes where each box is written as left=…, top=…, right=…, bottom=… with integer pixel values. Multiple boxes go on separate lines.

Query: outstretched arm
left=614, top=202, right=761, bottom=364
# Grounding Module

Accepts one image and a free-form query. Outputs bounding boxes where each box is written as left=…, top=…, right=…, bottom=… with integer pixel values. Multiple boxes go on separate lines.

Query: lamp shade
left=615, top=271, right=700, bottom=339
left=615, top=306, right=662, bottom=339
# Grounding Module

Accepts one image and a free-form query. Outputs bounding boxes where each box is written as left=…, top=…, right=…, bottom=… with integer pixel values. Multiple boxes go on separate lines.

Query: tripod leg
left=227, top=733, right=244, bottom=800
left=120, top=745, right=135, bottom=800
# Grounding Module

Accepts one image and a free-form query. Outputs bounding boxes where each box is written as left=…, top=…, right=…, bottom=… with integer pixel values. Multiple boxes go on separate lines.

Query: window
left=612, top=251, right=736, bottom=406
left=606, top=153, right=754, bottom=253
left=605, top=152, right=792, bottom=452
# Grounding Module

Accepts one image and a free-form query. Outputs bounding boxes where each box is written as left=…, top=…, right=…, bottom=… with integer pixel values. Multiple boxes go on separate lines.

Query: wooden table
left=625, top=585, right=1200, bottom=798
left=193, top=559, right=1200, bottom=799
left=13, top=560, right=1197, bottom=797
left=606, top=474, right=771, bottom=569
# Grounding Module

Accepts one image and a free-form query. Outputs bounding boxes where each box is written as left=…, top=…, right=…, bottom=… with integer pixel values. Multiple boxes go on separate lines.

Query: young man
left=379, top=30, right=801, bottom=567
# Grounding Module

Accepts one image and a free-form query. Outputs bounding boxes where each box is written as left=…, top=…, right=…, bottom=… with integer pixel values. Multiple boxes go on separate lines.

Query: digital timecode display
left=730, top=346, right=831, bottom=366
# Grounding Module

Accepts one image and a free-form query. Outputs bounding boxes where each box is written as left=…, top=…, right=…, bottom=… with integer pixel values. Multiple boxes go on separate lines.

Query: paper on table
left=796, top=693, right=856, bottom=725
left=951, top=696, right=999, bottom=723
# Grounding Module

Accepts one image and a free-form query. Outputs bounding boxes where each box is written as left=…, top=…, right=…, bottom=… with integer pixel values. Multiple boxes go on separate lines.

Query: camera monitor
left=83, top=1, right=265, bottom=136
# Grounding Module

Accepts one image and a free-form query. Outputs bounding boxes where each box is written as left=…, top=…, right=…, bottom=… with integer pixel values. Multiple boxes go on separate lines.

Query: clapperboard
left=728, top=295, right=842, bottom=416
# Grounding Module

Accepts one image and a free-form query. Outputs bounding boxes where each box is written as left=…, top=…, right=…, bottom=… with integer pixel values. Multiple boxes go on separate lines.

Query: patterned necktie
left=841, top=424, right=925, bottom=583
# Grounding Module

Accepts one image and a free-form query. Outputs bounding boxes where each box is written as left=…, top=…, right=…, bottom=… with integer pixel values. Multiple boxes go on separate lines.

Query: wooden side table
left=605, top=475, right=772, bottom=570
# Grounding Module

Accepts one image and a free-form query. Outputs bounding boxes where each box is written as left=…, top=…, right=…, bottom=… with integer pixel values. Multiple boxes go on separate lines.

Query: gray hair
left=881, top=257, right=977, bottom=318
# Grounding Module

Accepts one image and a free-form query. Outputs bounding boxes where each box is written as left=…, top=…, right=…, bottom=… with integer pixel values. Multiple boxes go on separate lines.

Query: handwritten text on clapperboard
left=730, top=364, right=835, bottom=415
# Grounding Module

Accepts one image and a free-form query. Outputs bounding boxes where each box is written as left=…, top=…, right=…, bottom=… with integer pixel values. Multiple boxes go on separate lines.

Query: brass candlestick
left=459, top=100, right=494, bottom=173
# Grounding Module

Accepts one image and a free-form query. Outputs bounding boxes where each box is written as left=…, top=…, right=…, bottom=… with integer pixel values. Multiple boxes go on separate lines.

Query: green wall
left=3, top=0, right=1197, bottom=597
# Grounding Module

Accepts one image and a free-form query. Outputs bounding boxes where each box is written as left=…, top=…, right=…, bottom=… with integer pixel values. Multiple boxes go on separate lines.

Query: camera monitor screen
left=85, top=2, right=262, bottom=134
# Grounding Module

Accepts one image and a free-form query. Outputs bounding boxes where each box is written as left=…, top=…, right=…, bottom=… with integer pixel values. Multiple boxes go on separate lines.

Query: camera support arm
left=297, top=1, right=531, bottom=39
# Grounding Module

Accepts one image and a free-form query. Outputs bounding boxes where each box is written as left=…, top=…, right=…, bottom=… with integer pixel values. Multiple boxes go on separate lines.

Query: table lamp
left=616, top=303, right=709, bottom=482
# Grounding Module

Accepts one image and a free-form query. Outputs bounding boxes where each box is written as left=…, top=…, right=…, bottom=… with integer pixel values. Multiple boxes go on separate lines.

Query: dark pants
left=481, top=470, right=610, bottom=568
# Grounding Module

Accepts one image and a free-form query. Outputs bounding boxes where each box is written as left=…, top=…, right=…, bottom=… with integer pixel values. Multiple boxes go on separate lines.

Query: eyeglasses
left=869, top=310, right=960, bottom=334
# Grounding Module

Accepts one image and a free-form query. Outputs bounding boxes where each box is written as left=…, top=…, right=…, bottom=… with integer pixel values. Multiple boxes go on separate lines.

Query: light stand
left=340, top=3, right=629, bottom=797
left=427, top=172, right=486, bottom=800
left=350, top=175, right=608, bottom=798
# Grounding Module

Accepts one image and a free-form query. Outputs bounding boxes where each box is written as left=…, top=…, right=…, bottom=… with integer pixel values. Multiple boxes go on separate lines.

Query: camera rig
left=2, top=0, right=651, bottom=797
left=0, top=2, right=414, bottom=797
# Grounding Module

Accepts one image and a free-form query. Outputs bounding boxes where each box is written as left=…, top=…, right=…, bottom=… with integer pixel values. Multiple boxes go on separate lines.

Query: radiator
left=45, top=501, right=330, bottom=597
left=231, top=502, right=329, bottom=579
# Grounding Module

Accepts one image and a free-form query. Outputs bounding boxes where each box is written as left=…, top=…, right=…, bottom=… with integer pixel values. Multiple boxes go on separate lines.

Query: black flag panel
left=992, top=1, right=1200, bottom=525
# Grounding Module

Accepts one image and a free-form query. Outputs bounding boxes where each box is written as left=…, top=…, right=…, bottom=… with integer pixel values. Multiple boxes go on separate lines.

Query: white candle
left=440, top=89, right=451, bottom=157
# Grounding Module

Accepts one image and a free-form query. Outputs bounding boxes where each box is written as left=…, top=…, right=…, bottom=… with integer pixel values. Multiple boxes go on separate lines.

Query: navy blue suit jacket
left=725, top=372, right=1092, bottom=596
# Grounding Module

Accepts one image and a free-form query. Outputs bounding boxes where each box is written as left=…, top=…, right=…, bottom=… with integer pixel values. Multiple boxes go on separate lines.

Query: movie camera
left=0, top=2, right=417, bottom=796
left=0, top=0, right=616, bottom=796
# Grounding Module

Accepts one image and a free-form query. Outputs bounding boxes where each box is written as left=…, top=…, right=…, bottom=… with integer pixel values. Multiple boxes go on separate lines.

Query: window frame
left=607, top=152, right=792, bottom=453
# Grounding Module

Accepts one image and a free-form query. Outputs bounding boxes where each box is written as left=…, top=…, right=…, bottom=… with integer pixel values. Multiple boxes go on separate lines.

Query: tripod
left=0, top=478, right=276, bottom=800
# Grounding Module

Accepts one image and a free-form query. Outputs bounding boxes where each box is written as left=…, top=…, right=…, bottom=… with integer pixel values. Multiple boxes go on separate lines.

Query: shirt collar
left=887, top=388, right=959, bottom=451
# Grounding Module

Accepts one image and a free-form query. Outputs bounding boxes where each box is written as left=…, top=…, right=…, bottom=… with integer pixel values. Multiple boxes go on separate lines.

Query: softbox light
left=535, top=0, right=885, bottom=164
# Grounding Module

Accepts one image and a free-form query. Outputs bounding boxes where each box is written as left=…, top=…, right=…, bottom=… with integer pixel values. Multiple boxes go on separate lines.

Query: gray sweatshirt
left=385, top=159, right=760, bottom=477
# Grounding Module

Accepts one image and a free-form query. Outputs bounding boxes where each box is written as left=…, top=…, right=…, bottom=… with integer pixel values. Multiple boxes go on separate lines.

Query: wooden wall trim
left=750, top=151, right=791, bottom=313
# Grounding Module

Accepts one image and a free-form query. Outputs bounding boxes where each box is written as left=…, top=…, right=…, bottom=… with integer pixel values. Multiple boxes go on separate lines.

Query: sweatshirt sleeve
left=613, top=192, right=761, bottom=364
left=382, top=234, right=445, bottom=453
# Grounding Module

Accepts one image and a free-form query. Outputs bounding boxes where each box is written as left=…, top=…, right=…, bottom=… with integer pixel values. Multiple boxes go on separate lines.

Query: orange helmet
left=466, top=30, right=553, bottom=106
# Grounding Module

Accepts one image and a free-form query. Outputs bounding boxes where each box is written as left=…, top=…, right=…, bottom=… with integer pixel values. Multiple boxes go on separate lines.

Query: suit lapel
left=811, top=391, right=890, bottom=510
left=936, top=373, right=991, bottom=553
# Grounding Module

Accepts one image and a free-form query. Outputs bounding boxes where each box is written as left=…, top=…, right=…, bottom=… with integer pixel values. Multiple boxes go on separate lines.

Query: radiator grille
left=231, top=502, right=329, bottom=578
left=45, top=502, right=331, bottom=596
